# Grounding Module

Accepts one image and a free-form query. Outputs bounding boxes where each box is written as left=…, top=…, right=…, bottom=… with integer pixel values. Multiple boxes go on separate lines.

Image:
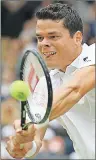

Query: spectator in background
left=85, top=20, right=96, bottom=45
left=71, top=0, right=96, bottom=45
left=86, top=2, right=96, bottom=45
left=1, top=38, right=23, bottom=100
left=1, top=97, right=20, bottom=125
left=1, top=1, right=42, bottom=38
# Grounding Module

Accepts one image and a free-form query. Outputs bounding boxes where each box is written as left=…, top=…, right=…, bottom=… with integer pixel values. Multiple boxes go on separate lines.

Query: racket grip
left=21, top=101, right=26, bottom=129
left=25, top=141, right=37, bottom=158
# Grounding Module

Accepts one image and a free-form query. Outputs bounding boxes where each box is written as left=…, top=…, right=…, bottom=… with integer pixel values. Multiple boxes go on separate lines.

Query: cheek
left=59, top=38, right=74, bottom=51
left=37, top=44, right=41, bottom=52
left=56, top=38, right=68, bottom=48
left=55, top=41, right=67, bottom=53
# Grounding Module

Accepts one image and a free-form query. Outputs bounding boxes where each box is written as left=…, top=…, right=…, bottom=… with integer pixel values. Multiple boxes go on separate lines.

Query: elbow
left=69, top=83, right=83, bottom=103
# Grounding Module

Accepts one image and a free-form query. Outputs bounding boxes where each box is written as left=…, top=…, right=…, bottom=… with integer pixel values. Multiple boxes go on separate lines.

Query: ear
left=74, top=31, right=83, bottom=46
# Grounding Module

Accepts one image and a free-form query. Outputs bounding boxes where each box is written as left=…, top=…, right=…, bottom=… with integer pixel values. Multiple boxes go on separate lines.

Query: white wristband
left=25, top=141, right=37, bottom=158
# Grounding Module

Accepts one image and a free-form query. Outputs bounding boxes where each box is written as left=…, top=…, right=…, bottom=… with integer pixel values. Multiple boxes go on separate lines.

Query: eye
left=37, top=36, right=44, bottom=42
left=50, top=36, right=56, bottom=38
left=49, top=36, right=60, bottom=40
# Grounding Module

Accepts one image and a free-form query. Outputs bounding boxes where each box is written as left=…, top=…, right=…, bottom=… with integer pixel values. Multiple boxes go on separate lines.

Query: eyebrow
left=36, top=31, right=60, bottom=36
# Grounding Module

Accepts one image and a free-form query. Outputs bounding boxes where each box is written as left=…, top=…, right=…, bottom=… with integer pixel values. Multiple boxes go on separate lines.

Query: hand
left=6, top=140, right=33, bottom=158
left=12, top=119, right=36, bottom=144
left=6, top=138, right=42, bottom=159
left=6, top=119, right=43, bottom=158
left=6, top=119, right=36, bottom=158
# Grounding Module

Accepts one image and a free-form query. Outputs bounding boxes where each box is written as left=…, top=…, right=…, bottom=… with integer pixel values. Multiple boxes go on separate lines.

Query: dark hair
left=36, top=3, right=83, bottom=37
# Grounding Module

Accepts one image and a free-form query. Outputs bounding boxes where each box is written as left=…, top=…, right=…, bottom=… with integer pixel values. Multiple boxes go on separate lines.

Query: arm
left=29, top=125, right=48, bottom=158
left=30, top=65, right=95, bottom=156
left=50, top=65, right=95, bottom=120
left=24, top=65, right=95, bottom=157
left=7, top=66, right=95, bottom=158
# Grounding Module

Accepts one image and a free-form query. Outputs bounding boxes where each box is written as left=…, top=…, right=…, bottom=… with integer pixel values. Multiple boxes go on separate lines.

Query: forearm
left=23, top=125, right=48, bottom=159
left=34, top=124, right=48, bottom=141
left=49, top=66, right=95, bottom=121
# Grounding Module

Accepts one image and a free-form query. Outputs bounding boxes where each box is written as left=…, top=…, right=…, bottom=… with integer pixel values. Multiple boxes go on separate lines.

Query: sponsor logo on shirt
left=83, top=57, right=91, bottom=62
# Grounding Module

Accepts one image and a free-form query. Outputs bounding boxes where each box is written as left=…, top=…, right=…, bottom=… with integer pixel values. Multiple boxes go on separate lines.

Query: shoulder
left=83, top=43, right=95, bottom=57
left=79, top=43, right=95, bottom=68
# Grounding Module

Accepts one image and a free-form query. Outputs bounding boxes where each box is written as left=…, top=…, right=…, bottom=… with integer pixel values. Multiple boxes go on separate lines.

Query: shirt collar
left=50, top=43, right=88, bottom=77
left=70, top=43, right=88, bottom=68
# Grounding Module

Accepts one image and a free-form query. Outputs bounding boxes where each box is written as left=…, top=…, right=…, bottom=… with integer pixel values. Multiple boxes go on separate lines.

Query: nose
left=41, top=38, right=51, bottom=47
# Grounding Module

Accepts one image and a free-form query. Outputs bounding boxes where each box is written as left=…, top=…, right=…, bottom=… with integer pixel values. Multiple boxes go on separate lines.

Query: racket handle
left=21, top=101, right=26, bottom=129
left=25, top=141, right=37, bottom=158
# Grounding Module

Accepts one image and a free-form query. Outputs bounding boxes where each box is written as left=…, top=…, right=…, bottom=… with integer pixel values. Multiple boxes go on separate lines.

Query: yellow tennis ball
left=10, top=80, right=30, bottom=101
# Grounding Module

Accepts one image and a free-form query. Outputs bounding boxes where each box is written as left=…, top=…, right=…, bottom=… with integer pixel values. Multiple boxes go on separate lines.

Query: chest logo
left=83, top=57, right=91, bottom=62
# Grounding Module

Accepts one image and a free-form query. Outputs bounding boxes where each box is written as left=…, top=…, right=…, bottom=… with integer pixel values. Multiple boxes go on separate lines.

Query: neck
left=61, top=45, right=83, bottom=72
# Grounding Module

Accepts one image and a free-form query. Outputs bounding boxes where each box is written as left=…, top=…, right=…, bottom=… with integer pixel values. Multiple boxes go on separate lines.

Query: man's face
left=36, top=19, right=82, bottom=70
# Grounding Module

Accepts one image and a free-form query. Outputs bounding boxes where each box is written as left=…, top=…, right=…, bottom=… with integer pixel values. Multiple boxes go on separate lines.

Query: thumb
left=13, top=119, right=22, bottom=132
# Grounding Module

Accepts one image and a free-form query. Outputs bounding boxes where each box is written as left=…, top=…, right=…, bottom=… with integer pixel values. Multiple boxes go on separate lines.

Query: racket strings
left=26, top=102, right=42, bottom=123
left=23, top=54, right=39, bottom=92
left=22, top=54, right=32, bottom=82
left=25, top=102, right=36, bottom=123
left=22, top=53, right=42, bottom=123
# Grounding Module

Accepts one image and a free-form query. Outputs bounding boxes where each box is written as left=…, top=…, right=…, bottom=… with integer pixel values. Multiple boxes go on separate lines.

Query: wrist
left=24, top=141, right=37, bottom=158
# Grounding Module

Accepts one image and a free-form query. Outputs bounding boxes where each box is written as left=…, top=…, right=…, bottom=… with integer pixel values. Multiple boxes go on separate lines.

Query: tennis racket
left=20, top=49, right=53, bottom=130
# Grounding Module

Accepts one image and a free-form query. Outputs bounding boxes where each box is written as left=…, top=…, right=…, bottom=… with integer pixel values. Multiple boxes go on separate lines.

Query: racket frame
left=20, top=50, right=53, bottom=128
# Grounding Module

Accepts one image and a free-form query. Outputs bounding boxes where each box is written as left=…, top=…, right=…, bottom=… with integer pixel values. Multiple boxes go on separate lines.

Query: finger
left=7, top=139, right=19, bottom=151
left=9, top=134, right=24, bottom=146
left=6, top=140, right=11, bottom=150
left=22, top=130, right=29, bottom=136
left=6, top=146, right=26, bottom=158
left=9, top=136, right=13, bottom=140
left=13, top=119, right=22, bottom=132
left=6, top=140, right=16, bottom=157
left=11, top=129, right=35, bottom=145
left=16, top=125, right=35, bottom=140
left=16, top=128, right=22, bottom=133
left=28, top=124, right=35, bottom=134
left=7, top=140, right=25, bottom=153
left=7, top=140, right=14, bottom=150
left=18, top=125, right=35, bottom=136
left=12, top=134, right=29, bottom=144
left=6, top=146, right=15, bottom=158
left=10, top=135, right=22, bottom=146
left=15, top=136, right=33, bottom=144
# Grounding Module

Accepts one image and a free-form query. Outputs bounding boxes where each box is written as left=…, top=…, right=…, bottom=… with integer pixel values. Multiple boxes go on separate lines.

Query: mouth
left=42, top=51, right=56, bottom=58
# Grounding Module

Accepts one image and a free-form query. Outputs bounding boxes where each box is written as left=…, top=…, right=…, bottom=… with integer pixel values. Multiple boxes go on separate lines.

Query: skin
left=6, top=19, right=95, bottom=158
left=36, top=19, right=83, bottom=71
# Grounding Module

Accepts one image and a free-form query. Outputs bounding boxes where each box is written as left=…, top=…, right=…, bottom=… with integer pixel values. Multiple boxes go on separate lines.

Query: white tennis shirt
left=28, top=43, right=95, bottom=159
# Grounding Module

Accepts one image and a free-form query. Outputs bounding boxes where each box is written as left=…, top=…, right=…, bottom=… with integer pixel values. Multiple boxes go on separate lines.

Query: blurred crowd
left=1, top=0, right=96, bottom=159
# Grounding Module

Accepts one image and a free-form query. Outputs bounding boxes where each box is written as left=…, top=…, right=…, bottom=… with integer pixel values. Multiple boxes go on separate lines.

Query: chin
left=45, top=60, right=58, bottom=68
left=46, top=62, right=53, bottom=68
left=47, top=64, right=57, bottom=69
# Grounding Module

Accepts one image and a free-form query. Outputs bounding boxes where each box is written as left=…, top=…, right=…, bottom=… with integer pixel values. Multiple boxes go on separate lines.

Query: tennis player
left=6, top=3, right=95, bottom=159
